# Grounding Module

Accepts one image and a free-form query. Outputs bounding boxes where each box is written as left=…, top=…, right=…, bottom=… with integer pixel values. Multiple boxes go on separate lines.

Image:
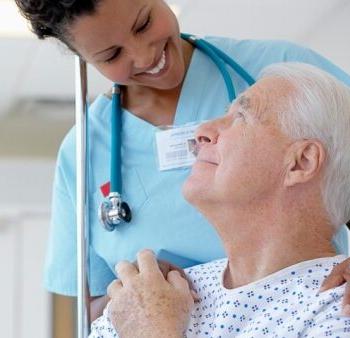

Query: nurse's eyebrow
left=93, top=5, right=147, bottom=56
left=131, top=5, right=147, bottom=31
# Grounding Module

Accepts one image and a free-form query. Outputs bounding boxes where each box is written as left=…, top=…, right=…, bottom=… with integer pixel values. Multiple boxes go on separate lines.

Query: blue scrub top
left=44, top=36, right=350, bottom=296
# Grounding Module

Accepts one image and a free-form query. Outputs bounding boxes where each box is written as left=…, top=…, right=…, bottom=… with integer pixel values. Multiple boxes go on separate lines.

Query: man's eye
left=232, top=112, right=245, bottom=124
left=136, top=15, right=151, bottom=33
left=105, top=48, right=122, bottom=63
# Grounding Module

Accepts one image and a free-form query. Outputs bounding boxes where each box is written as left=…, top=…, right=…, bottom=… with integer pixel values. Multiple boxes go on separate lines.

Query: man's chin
left=182, top=177, right=208, bottom=207
left=182, top=178, right=198, bottom=205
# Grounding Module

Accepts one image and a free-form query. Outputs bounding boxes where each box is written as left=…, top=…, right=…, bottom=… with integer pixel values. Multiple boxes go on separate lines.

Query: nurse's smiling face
left=183, top=77, right=294, bottom=210
left=68, top=0, right=189, bottom=90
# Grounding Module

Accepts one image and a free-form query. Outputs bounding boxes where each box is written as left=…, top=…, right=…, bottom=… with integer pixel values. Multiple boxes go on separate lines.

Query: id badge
left=155, top=122, right=202, bottom=171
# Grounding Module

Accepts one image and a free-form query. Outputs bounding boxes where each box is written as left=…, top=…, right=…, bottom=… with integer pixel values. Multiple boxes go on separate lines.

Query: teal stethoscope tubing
left=110, top=84, right=122, bottom=193
left=181, top=33, right=255, bottom=101
left=110, top=33, right=255, bottom=198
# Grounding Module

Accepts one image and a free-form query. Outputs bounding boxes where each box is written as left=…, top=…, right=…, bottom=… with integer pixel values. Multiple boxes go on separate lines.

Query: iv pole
left=75, top=55, right=90, bottom=338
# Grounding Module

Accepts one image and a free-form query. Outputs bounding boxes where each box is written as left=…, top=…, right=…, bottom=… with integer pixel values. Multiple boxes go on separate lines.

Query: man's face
left=183, top=77, right=294, bottom=209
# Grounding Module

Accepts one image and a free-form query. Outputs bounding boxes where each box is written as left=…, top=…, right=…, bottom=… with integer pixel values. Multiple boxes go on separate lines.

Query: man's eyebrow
left=93, top=5, right=146, bottom=57
left=237, top=93, right=268, bottom=122
left=237, top=95, right=251, bottom=110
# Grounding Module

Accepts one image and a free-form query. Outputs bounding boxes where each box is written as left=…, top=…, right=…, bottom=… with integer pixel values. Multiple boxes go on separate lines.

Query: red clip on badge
left=100, top=182, right=111, bottom=197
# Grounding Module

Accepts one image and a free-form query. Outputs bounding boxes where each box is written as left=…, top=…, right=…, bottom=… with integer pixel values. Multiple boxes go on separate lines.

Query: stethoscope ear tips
left=120, top=202, right=132, bottom=223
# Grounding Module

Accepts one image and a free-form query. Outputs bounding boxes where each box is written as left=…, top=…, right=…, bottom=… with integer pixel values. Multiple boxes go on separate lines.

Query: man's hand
left=107, top=249, right=194, bottom=338
left=320, top=257, right=350, bottom=315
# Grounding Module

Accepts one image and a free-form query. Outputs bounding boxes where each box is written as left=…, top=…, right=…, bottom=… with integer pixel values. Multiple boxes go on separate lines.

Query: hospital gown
left=89, top=255, right=350, bottom=338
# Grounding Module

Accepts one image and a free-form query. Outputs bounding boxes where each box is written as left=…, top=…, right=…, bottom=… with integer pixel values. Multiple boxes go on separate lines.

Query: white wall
left=0, top=159, right=55, bottom=338
left=174, top=0, right=350, bottom=71
left=0, top=159, right=55, bottom=207
left=0, top=208, right=51, bottom=338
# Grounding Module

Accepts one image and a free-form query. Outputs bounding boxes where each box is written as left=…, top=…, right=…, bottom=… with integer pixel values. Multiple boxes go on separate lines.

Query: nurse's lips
left=136, top=42, right=169, bottom=77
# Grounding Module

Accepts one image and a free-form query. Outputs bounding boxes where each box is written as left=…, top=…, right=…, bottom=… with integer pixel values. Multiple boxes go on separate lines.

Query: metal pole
left=75, top=56, right=90, bottom=338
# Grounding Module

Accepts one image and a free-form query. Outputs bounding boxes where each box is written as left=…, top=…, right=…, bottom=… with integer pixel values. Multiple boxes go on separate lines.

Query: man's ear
left=284, top=140, right=326, bottom=187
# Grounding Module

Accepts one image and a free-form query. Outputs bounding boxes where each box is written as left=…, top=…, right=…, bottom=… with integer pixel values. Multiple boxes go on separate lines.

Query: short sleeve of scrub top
left=44, top=36, right=350, bottom=297
left=44, top=98, right=117, bottom=296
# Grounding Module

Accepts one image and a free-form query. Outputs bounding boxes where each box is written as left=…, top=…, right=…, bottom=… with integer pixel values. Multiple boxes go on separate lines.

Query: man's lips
left=192, top=143, right=219, bottom=165
left=195, top=157, right=218, bottom=166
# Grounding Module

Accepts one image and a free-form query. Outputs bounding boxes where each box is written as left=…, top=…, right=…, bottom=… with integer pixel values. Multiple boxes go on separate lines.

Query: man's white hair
left=259, top=62, right=350, bottom=228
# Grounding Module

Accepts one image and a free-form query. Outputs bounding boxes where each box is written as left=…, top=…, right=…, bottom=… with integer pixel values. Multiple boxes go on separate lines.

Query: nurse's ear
left=283, top=139, right=326, bottom=187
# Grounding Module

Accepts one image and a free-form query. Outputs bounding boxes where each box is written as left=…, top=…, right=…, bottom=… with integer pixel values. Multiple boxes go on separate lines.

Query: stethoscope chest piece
left=99, top=192, right=132, bottom=231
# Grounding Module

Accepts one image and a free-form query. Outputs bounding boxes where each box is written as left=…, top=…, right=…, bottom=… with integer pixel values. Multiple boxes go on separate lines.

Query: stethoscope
left=98, top=33, right=256, bottom=231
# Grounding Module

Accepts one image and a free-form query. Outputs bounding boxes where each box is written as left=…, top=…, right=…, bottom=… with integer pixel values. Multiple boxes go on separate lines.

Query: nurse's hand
left=319, top=257, right=350, bottom=316
left=107, top=249, right=195, bottom=338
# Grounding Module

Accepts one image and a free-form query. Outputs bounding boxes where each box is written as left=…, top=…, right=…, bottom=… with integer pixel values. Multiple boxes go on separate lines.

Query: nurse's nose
left=131, top=45, right=156, bottom=71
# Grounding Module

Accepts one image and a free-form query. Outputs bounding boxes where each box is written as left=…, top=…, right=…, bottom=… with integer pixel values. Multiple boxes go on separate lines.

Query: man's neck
left=201, top=198, right=336, bottom=289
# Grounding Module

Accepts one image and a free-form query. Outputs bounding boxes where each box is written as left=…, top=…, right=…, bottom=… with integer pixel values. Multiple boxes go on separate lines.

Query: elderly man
left=89, top=62, right=350, bottom=338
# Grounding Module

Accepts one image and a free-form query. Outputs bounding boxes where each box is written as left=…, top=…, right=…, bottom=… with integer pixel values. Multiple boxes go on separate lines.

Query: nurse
left=15, top=0, right=350, bottom=319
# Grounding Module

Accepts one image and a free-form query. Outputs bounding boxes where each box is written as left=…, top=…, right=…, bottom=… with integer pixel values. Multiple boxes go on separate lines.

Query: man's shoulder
left=299, top=282, right=349, bottom=337
left=262, top=255, right=348, bottom=293
left=290, top=254, right=348, bottom=281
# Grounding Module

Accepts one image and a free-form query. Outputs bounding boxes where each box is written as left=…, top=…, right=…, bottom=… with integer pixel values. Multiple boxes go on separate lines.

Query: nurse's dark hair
left=14, top=0, right=101, bottom=49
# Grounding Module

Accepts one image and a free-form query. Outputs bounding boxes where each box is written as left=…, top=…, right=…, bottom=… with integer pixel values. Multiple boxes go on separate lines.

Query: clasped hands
left=107, top=249, right=350, bottom=338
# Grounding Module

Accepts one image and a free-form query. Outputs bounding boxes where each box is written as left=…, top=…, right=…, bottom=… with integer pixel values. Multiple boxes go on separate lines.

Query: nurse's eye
left=105, top=48, right=122, bottom=63
left=136, top=14, right=152, bottom=33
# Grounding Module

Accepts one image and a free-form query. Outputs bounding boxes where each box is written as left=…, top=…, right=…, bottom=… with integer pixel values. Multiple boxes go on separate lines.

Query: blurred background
left=0, top=0, right=349, bottom=337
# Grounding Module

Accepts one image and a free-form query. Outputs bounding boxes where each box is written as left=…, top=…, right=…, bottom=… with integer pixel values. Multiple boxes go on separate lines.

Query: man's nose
left=195, top=121, right=219, bottom=145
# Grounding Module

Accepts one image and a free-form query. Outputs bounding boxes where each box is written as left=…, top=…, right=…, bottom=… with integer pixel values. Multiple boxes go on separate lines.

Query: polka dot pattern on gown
left=89, top=255, right=350, bottom=338
left=185, top=255, right=349, bottom=338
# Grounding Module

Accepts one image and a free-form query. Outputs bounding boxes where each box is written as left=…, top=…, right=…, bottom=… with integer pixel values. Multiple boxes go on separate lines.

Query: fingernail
left=191, top=289, right=200, bottom=301
left=168, top=270, right=180, bottom=278
left=342, top=305, right=350, bottom=316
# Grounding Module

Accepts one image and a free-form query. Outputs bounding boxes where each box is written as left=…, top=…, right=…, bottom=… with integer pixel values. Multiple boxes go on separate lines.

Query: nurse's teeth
left=145, top=51, right=166, bottom=75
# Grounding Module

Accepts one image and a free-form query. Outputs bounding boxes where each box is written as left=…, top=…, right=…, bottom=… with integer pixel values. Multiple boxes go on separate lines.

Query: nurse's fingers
left=137, top=249, right=163, bottom=277
left=115, top=260, right=138, bottom=282
left=320, top=258, right=350, bottom=291
left=342, top=281, right=350, bottom=316
left=318, top=257, right=350, bottom=316
left=107, top=279, right=123, bottom=298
